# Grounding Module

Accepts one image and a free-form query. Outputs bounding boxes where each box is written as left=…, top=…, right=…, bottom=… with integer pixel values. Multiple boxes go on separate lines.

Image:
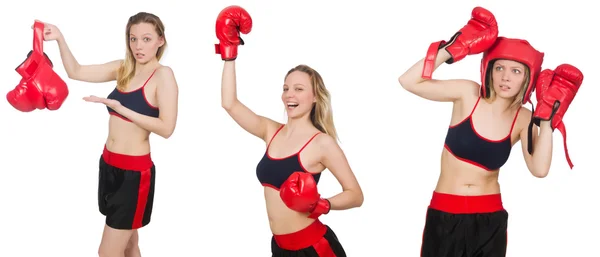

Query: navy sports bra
left=444, top=98, right=521, bottom=171
left=106, top=69, right=159, bottom=122
left=256, top=125, right=321, bottom=190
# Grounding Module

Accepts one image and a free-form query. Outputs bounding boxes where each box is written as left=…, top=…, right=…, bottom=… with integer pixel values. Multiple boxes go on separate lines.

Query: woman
left=38, top=12, right=178, bottom=257
left=398, top=7, right=553, bottom=257
left=216, top=6, right=363, bottom=256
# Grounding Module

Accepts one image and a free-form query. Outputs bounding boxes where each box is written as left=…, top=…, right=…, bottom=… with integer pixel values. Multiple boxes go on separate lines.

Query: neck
left=135, top=58, right=159, bottom=74
left=489, top=97, right=515, bottom=114
left=284, top=114, right=313, bottom=134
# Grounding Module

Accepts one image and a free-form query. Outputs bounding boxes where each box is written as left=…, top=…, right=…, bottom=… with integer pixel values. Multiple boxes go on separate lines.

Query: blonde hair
left=485, top=60, right=531, bottom=109
left=116, top=12, right=167, bottom=91
left=285, top=64, right=338, bottom=141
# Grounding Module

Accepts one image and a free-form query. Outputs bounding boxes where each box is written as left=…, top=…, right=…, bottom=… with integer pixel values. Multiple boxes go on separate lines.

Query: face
left=129, top=22, right=164, bottom=64
left=282, top=71, right=316, bottom=119
left=491, top=59, right=527, bottom=99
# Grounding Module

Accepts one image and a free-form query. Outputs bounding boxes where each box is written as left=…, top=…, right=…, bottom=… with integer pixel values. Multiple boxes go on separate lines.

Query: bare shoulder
left=457, top=79, right=481, bottom=98
left=511, top=106, right=533, bottom=135
left=315, top=133, right=340, bottom=151
left=452, top=79, right=481, bottom=107
left=154, top=66, right=178, bottom=90
left=446, top=78, right=481, bottom=104
left=155, top=66, right=175, bottom=80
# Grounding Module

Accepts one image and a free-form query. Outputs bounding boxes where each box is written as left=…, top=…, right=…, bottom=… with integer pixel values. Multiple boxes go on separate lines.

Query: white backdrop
left=1, top=0, right=597, bottom=256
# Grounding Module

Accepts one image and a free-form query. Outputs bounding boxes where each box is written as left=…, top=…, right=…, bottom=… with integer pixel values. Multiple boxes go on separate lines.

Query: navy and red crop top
left=444, top=98, right=521, bottom=171
left=256, top=125, right=321, bottom=190
left=106, top=69, right=159, bottom=121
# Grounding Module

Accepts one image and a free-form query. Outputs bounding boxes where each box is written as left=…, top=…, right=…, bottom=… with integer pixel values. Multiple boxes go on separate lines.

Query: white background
left=1, top=0, right=597, bottom=256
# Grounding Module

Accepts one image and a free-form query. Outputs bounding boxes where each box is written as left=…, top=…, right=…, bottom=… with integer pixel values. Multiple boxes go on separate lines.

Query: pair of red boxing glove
left=7, top=21, right=69, bottom=112
left=530, top=65, right=583, bottom=168
left=423, top=7, right=583, bottom=168
left=214, top=6, right=330, bottom=217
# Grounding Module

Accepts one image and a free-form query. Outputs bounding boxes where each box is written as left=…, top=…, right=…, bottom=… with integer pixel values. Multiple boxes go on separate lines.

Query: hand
left=83, top=95, right=121, bottom=109
left=31, top=19, right=62, bottom=41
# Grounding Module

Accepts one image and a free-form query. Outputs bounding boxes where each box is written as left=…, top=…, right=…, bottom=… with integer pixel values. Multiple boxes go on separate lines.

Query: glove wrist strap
left=308, top=198, right=330, bottom=219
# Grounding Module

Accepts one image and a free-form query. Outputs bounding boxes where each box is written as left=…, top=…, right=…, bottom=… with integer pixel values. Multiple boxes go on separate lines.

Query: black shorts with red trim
left=421, top=191, right=508, bottom=257
left=271, top=220, right=346, bottom=257
left=98, top=145, right=155, bottom=230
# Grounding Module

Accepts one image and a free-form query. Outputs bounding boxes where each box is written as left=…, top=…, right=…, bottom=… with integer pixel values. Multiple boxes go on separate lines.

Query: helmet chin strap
left=526, top=99, right=535, bottom=155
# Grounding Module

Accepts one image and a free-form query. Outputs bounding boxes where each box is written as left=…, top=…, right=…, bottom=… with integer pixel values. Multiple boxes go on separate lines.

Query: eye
left=130, top=37, right=136, bottom=42
left=144, top=37, right=151, bottom=42
left=295, top=88, right=303, bottom=91
left=495, top=66, right=503, bottom=71
left=283, top=88, right=288, bottom=91
left=512, top=69, right=521, bottom=74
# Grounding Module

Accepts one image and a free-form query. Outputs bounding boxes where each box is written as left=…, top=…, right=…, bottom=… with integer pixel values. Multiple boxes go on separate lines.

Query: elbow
left=66, top=65, right=81, bottom=80
left=353, top=190, right=364, bottom=208
left=67, top=72, right=77, bottom=80
left=221, top=99, right=237, bottom=111
left=355, top=195, right=364, bottom=208
left=159, top=127, right=175, bottom=139
left=221, top=101, right=232, bottom=111
left=398, top=75, right=416, bottom=92
left=531, top=167, right=550, bottom=178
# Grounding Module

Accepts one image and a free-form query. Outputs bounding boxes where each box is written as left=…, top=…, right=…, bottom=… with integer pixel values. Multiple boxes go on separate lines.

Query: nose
left=501, top=70, right=510, bottom=81
left=135, top=40, right=143, bottom=50
left=284, top=90, right=295, bottom=98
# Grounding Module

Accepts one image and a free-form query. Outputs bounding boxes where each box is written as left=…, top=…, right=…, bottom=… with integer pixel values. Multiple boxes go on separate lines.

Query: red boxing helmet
left=480, top=37, right=544, bottom=105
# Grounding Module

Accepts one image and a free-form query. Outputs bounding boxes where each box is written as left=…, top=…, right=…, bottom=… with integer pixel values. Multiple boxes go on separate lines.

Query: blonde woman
left=216, top=5, right=363, bottom=256
left=37, top=12, right=178, bottom=257
left=399, top=6, right=583, bottom=257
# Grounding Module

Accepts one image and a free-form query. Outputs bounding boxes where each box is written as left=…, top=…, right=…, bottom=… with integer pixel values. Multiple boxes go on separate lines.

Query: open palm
left=83, top=95, right=121, bottom=109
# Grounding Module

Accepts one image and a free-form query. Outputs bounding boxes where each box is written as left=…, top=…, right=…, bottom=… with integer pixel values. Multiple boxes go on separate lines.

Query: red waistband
left=273, top=220, right=327, bottom=251
left=429, top=191, right=504, bottom=214
left=102, top=145, right=153, bottom=171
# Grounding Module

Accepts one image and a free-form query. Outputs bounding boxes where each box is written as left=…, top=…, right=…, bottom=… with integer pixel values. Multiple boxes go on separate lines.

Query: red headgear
left=480, top=37, right=544, bottom=105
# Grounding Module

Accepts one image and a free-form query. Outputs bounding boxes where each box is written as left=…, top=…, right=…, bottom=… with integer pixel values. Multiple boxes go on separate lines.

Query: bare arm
left=221, top=61, right=280, bottom=142
left=112, top=66, right=178, bottom=139
left=398, top=48, right=479, bottom=102
left=319, top=135, right=364, bottom=210
left=520, top=117, right=553, bottom=178
left=56, top=33, right=121, bottom=83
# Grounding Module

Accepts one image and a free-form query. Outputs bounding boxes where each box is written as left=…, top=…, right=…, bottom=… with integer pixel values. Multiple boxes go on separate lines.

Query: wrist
left=539, top=120, right=552, bottom=129
left=56, top=33, right=65, bottom=44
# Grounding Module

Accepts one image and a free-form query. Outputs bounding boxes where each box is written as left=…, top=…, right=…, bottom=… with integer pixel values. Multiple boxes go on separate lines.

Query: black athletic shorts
left=420, top=191, right=508, bottom=257
left=98, top=145, right=156, bottom=230
left=271, top=220, right=346, bottom=257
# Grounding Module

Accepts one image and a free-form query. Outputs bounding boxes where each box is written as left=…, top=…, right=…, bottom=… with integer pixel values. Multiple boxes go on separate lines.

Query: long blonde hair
left=285, top=65, right=338, bottom=141
left=485, top=60, right=531, bottom=109
left=116, top=12, right=167, bottom=91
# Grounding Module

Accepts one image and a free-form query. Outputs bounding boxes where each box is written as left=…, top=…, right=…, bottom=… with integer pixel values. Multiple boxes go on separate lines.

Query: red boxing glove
left=214, top=5, right=252, bottom=61
left=532, top=64, right=584, bottom=168
left=7, top=21, right=69, bottom=112
left=6, top=78, right=45, bottom=112
left=280, top=171, right=331, bottom=219
left=422, top=6, right=498, bottom=79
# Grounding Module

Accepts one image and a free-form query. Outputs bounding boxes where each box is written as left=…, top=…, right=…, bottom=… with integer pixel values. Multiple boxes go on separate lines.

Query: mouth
left=286, top=102, right=299, bottom=109
left=135, top=53, right=145, bottom=59
left=499, top=84, right=511, bottom=91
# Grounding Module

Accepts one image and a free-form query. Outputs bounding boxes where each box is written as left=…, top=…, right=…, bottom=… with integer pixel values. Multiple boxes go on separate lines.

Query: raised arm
left=221, top=61, right=280, bottom=142
left=398, top=6, right=500, bottom=103
left=398, top=48, right=479, bottom=103
left=55, top=33, right=121, bottom=83
left=37, top=21, right=121, bottom=83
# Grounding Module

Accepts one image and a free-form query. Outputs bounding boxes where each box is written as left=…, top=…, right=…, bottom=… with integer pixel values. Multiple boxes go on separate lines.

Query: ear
left=158, top=36, right=165, bottom=47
